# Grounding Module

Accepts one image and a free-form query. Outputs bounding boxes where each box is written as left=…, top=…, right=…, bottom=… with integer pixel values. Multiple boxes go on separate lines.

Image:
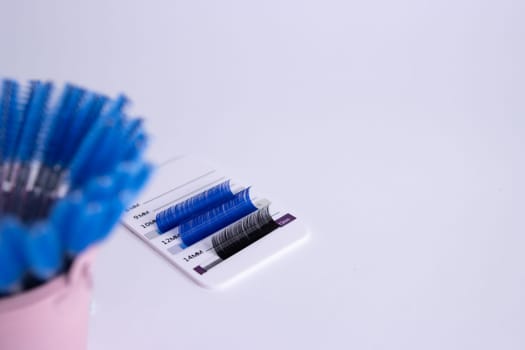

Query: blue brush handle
left=25, top=222, right=62, bottom=279
left=64, top=201, right=103, bottom=255
left=83, top=176, right=117, bottom=201
left=90, top=198, right=126, bottom=244
left=0, top=218, right=26, bottom=292
left=50, top=193, right=84, bottom=243
left=113, top=161, right=153, bottom=205
left=62, top=161, right=152, bottom=255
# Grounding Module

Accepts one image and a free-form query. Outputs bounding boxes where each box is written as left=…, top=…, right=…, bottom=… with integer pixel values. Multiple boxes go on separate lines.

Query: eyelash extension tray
left=121, top=155, right=309, bottom=289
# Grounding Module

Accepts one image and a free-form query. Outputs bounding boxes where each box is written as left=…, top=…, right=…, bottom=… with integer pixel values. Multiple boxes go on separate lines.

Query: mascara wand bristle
left=0, top=79, right=151, bottom=296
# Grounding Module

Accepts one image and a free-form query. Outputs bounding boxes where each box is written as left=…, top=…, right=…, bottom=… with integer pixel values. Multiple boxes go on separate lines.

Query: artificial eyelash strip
left=211, top=206, right=279, bottom=261
left=156, top=180, right=244, bottom=233
left=156, top=184, right=292, bottom=273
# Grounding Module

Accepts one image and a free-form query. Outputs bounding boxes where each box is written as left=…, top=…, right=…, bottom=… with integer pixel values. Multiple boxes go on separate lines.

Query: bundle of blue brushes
left=0, top=79, right=151, bottom=297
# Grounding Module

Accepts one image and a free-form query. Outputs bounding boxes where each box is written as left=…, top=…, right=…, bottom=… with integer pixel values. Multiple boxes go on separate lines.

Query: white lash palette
left=121, top=156, right=309, bottom=289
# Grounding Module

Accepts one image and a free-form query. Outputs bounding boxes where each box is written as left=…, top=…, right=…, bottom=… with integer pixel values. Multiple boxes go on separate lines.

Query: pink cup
left=0, top=247, right=97, bottom=350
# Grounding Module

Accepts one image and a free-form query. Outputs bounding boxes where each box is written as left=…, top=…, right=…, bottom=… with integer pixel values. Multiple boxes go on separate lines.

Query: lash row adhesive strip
left=156, top=180, right=242, bottom=233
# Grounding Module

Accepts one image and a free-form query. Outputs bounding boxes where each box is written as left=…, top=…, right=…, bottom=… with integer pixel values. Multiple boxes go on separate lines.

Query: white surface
left=1, top=1, right=524, bottom=349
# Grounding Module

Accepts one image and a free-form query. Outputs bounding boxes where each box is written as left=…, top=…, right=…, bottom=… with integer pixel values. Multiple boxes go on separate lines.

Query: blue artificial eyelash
left=156, top=180, right=235, bottom=233
left=179, top=188, right=258, bottom=247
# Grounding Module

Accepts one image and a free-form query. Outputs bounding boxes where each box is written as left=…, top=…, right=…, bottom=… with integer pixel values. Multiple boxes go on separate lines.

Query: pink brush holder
left=0, top=247, right=97, bottom=350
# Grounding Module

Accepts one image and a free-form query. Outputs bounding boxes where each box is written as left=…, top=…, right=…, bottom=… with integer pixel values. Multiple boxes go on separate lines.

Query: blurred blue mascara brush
left=0, top=78, right=150, bottom=297
left=0, top=217, right=26, bottom=294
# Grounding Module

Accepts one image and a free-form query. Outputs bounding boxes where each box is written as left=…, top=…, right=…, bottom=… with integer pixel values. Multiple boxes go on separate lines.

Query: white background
left=1, top=0, right=524, bottom=349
